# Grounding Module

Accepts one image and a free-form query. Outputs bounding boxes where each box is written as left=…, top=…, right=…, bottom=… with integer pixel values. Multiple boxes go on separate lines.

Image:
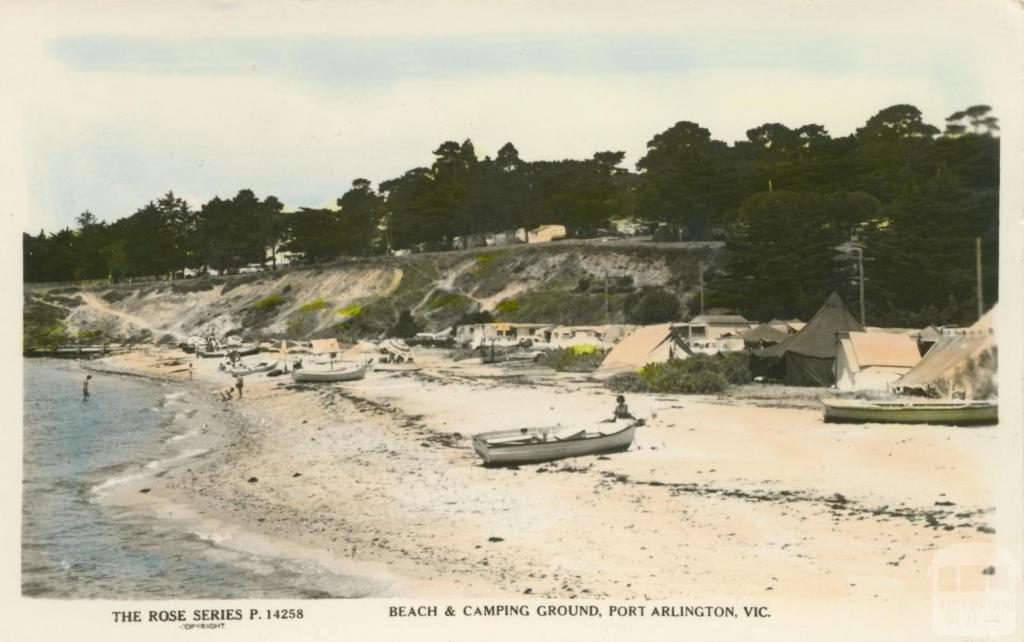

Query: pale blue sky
left=10, top=1, right=1012, bottom=233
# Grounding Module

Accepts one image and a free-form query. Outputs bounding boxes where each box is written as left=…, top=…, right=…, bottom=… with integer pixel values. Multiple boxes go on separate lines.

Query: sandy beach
left=84, top=346, right=1003, bottom=617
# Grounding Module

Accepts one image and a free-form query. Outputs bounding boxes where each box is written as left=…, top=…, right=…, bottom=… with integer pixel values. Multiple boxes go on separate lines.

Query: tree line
left=23, top=103, right=998, bottom=326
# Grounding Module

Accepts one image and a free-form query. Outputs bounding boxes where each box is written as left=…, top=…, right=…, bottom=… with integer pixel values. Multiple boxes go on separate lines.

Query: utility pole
left=856, top=248, right=865, bottom=327
left=604, top=271, right=610, bottom=324
left=976, top=237, right=983, bottom=319
left=698, top=263, right=705, bottom=316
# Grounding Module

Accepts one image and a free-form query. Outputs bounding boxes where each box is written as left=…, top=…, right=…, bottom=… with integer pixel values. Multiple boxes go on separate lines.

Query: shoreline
left=69, top=347, right=1003, bottom=608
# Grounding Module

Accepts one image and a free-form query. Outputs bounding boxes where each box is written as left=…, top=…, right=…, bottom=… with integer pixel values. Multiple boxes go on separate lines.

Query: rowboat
left=290, top=362, right=367, bottom=383
left=198, top=344, right=260, bottom=359
left=228, top=361, right=278, bottom=377
left=822, top=398, right=997, bottom=426
left=472, top=420, right=642, bottom=466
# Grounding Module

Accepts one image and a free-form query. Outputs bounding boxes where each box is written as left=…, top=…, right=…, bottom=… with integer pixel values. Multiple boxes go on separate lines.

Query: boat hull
left=374, top=363, right=423, bottom=372
left=473, top=422, right=639, bottom=466
left=228, top=362, right=278, bottom=377
left=290, top=363, right=367, bottom=383
left=822, top=399, right=997, bottom=426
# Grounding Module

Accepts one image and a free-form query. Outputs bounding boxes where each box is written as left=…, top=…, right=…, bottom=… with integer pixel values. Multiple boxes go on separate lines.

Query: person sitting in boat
left=612, top=395, right=634, bottom=421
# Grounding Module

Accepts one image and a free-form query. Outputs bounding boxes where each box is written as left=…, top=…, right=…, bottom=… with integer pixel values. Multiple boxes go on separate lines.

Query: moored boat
left=822, top=398, right=997, bottom=426
left=198, top=344, right=260, bottom=358
left=473, top=420, right=642, bottom=466
left=290, top=362, right=367, bottom=383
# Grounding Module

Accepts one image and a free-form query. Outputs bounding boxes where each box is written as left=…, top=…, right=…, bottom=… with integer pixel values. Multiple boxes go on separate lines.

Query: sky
left=3, top=0, right=1020, bottom=233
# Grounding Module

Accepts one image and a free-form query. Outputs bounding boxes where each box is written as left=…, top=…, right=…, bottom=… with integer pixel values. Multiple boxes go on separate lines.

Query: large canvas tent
left=895, top=308, right=997, bottom=399
left=835, top=331, right=922, bottom=391
left=740, top=324, right=789, bottom=348
left=753, top=292, right=864, bottom=386
left=595, top=324, right=690, bottom=379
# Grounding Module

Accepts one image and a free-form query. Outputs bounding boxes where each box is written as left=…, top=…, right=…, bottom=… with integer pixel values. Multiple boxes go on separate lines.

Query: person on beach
left=82, top=375, right=92, bottom=400
left=612, top=395, right=634, bottom=421
left=235, top=376, right=244, bottom=400
left=188, top=363, right=194, bottom=381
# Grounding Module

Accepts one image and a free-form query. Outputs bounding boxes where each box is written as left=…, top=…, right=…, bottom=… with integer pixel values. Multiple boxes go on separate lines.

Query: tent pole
left=699, top=263, right=705, bottom=316
left=857, top=248, right=865, bottom=327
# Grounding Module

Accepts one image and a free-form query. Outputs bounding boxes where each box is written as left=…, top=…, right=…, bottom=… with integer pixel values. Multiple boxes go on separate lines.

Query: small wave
left=164, top=428, right=201, bottom=444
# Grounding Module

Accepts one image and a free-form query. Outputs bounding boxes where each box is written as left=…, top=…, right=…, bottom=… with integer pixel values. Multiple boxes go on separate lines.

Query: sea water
left=22, top=359, right=384, bottom=599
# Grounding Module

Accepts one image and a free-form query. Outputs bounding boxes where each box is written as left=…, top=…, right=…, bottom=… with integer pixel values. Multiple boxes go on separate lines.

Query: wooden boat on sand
left=228, top=361, right=278, bottom=377
left=822, top=398, right=997, bottom=426
left=473, top=420, right=642, bottom=466
left=290, top=362, right=367, bottom=383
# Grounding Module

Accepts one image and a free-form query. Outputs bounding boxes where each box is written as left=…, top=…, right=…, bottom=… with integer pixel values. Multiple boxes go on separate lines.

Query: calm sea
left=22, top=359, right=383, bottom=599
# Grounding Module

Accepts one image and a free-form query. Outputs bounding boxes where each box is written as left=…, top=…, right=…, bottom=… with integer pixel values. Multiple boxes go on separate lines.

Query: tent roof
left=896, top=306, right=996, bottom=391
left=597, top=323, right=687, bottom=373
left=690, top=314, right=749, bottom=325
left=310, top=338, right=341, bottom=354
left=845, top=332, right=922, bottom=368
left=760, top=292, right=864, bottom=359
left=741, top=324, right=788, bottom=343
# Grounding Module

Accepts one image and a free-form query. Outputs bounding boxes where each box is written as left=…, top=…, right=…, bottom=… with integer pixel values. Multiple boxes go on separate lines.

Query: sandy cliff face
left=24, top=242, right=723, bottom=345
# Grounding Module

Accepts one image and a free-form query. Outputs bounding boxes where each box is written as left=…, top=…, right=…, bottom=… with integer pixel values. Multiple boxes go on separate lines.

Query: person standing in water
left=235, top=376, right=244, bottom=400
left=83, top=375, right=92, bottom=400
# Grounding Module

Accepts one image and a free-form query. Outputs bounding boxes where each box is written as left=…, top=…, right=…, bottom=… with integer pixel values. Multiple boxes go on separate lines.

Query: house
left=544, top=324, right=636, bottom=350
left=454, top=322, right=553, bottom=347
left=835, top=332, right=923, bottom=391
left=518, top=224, right=567, bottom=244
left=686, top=315, right=752, bottom=341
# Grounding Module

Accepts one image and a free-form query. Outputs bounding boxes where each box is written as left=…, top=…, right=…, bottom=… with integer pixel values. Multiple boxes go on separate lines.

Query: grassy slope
left=23, top=242, right=725, bottom=345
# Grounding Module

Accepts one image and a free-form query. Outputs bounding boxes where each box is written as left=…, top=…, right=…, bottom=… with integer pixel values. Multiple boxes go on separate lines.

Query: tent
left=310, top=338, right=342, bottom=354
left=740, top=324, right=789, bottom=348
left=594, top=324, right=691, bottom=379
left=895, top=308, right=997, bottom=399
left=753, top=292, right=864, bottom=386
left=835, top=331, right=922, bottom=391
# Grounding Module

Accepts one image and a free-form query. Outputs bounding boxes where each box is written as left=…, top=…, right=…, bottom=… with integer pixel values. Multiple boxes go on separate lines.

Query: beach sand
left=85, top=346, right=1003, bottom=621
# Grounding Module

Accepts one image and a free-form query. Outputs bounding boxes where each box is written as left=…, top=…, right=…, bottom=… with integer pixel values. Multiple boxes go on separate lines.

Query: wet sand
left=86, top=346, right=1003, bottom=618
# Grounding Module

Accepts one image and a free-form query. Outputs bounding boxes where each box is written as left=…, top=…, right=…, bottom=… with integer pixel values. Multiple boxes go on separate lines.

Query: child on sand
left=612, top=395, right=634, bottom=421
left=83, top=375, right=92, bottom=400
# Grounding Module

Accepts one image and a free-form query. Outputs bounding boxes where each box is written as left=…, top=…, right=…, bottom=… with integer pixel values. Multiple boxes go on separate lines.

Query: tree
left=625, top=288, right=681, bottom=324
left=335, top=179, right=386, bottom=256
left=856, top=104, right=940, bottom=140
left=635, top=121, right=728, bottom=239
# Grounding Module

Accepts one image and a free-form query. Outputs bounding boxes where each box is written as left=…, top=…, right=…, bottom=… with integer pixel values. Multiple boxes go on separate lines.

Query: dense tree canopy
left=23, top=103, right=999, bottom=326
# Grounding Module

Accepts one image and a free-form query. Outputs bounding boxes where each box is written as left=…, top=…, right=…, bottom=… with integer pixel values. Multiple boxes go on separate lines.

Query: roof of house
left=690, top=314, right=750, bottom=325
left=740, top=324, right=789, bottom=344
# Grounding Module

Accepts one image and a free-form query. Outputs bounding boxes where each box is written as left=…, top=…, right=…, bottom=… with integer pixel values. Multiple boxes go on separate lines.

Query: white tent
left=594, top=324, right=690, bottom=379
left=835, top=332, right=922, bottom=391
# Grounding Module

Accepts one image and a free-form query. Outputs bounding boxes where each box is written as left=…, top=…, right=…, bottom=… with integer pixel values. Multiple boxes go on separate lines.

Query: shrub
left=716, top=351, right=753, bottom=385
left=298, top=297, right=329, bottom=313
left=101, top=289, right=131, bottom=304
left=495, top=298, right=520, bottom=315
left=642, top=360, right=729, bottom=394
left=605, top=372, right=649, bottom=393
left=536, top=347, right=606, bottom=372
left=253, top=294, right=285, bottom=309
left=336, top=303, right=363, bottom=317
left=456, top=310, right=494, bottom=325
left=474, top=253, right=496, bottom=265
left=429, top=290, right=465, bottom=309
left=625, top=288, right=681, bottom=324
left=388, top=310, right=422, bottom=338
left=634, top=354, right=743, bottom=394
left=169, top=279, right=215, bottom=294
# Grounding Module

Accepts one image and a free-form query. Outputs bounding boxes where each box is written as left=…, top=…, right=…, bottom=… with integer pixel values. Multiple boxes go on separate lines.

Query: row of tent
left=595, top=292, right=997, bottom=399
